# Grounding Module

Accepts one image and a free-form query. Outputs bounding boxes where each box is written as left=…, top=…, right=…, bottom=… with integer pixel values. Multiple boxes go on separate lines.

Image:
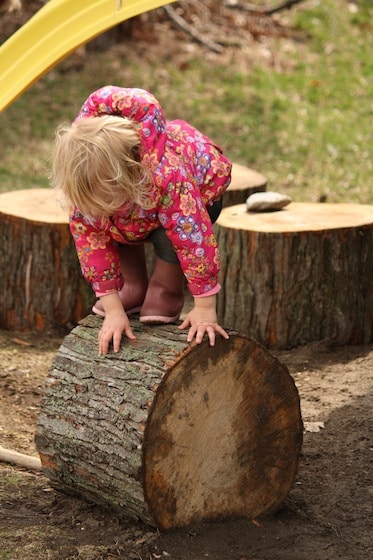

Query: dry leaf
left=304, top=421, right=325, bottom=433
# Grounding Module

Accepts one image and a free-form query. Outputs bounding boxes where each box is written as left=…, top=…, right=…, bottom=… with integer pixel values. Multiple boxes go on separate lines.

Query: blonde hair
left=52, top=115, right=153, bottom=221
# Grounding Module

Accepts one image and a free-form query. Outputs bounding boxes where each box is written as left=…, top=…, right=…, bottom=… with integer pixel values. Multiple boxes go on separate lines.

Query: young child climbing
left=52, top=85, right=232, bottom=355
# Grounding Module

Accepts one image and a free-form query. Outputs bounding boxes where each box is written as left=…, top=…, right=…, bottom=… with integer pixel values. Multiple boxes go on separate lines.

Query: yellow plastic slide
left=0, top=0, right=175, bottom=112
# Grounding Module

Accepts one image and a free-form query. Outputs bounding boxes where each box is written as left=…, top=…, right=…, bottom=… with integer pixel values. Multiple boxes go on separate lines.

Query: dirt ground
left=1, top=3, right=372, bottom=559
left=0, top=326, right=371, bottom=560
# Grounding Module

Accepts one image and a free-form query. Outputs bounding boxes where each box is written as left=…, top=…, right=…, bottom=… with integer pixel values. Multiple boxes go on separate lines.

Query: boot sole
left=139, top=314, right=180, bottom=324
left=92, top=304, right=142, bottom=318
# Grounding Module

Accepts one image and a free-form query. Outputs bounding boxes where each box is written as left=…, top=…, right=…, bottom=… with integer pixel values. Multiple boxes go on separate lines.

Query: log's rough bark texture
left=215, top=202, right=373, bottom=349
left=0, top=189, right=94, bottom=331
left=35, top=315, right=303, bottom=530
left=224, top=163, right=267, bottom=207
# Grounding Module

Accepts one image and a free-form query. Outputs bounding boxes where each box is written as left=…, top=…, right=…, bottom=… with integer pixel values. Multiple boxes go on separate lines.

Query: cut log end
left=144, top=335, right=302, bottom=529
left=36, top=316, right=303, bottom=530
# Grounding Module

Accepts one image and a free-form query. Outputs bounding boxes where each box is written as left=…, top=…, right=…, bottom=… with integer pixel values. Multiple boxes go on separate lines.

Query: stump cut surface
left=0, top=188, right=67, bottom=223
left=218, top=201, right=373, bottom=231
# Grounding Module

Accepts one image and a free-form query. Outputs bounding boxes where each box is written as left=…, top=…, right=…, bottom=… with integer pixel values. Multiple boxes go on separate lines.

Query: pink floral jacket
left=70, top=86, right=232, bottom=297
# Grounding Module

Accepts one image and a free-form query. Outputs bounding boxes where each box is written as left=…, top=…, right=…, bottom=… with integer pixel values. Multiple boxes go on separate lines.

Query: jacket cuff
left=191, top=283, right=221, bottom=298
left=92, top=276, right=124, bottom=297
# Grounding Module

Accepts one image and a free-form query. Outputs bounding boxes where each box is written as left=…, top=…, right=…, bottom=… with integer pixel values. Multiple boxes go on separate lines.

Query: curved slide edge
left=0, top=0, right=175, bottom=112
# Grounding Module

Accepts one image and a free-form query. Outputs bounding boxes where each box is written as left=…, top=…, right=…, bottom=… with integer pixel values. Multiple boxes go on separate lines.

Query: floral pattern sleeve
left=158, top=177, right=221, bottom=296
left=69, top=210, right=123, bottom=296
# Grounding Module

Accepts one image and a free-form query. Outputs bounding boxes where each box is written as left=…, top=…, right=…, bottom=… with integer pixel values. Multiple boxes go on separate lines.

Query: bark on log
left=215, top=202, right=373, bottom=349
left=0, top=189, right=94, bottom=331
left=224, top=163, right=267, bottom=207
left=35, top=315, right=303, bottom=530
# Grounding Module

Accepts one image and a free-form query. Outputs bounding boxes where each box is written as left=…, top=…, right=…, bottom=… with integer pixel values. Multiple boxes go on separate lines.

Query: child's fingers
left=112, top=331, right=123, bottom=353
left=185, top=323, right=229, bottom=346
left=206, top=326, right=217, bottom=346
left=99, top=333, right=111, bottom=355
left=178, top=317, right=191, bottom=330
left=123, top=325, right=137, bottom=342
left=185, top=325, right=197, bottom=343
left=215, top=324, right=229, bottom=339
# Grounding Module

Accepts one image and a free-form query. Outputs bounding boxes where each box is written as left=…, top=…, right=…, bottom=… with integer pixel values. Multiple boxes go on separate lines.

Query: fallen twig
left=225, top=0, right=306, bottom=16
left=0, top=446, right=42, bottom=471
left=163, top=4, right=224, bottom=53
left=0, top=0, right=22, bottom=13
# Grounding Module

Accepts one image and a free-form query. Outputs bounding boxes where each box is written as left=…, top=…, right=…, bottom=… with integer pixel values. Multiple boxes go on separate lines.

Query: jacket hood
left=75, top=86, right=168, bottom=171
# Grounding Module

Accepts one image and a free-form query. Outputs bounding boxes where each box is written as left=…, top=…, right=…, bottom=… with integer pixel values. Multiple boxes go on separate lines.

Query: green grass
left=0, top=0, right=372, bottom=204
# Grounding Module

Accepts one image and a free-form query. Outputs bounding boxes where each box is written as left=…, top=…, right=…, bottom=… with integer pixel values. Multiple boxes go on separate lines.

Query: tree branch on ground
left=224, top=0, right=306, bottom=15
left=163, top=4, right=224, bottom=53
left=0, top=0, right=22, bottom=12
left=0, top=446, right=42, bottom=471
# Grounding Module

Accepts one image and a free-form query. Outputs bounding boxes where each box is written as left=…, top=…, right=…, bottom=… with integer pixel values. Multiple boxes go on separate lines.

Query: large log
left=0, top=188, right=94, bottom=331
left=215, top=202, right=373, bottom=349
left=35, top=315, right=303, bottom=530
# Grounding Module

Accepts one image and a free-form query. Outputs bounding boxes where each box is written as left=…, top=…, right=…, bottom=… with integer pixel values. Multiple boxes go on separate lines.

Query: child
left=52, top=86, right=232, bottom=355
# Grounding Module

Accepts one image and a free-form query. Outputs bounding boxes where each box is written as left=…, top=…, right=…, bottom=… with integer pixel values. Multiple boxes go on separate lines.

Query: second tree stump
left=0, top=188, right=94, bottom=331
left=35, top=316, right=303, bottom=530
left=215, top=202, right=373, bottom=348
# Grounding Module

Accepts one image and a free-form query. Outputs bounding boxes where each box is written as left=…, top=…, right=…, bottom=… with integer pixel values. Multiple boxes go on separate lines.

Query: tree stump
left=224, top=163, right=267, bottom=207
left=35, top=315, right=303, bottom=530
left=0, top=188, right=94, bottom=331
left=215, top=202, right=373, bottom=349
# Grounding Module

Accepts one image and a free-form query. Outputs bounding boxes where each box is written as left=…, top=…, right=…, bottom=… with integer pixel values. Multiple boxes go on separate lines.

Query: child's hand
left=178, top=295, right=229, bottom=346
left=98, top=293, right=136, bottom=355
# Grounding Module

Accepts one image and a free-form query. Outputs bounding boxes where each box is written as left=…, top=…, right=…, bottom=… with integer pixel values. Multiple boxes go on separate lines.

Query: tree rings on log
left=0, top=188, right=94, bottom=331
left=224, top=163, right=267, bottom=207
left=35, top=316, right=303, bottom=530
left=215, top=202, right=373, bottom=348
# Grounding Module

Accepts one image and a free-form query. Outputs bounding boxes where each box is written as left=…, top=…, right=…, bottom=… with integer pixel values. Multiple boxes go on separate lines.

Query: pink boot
left=140, top=258, right=185, bottom=324
left=92, top=244, right=148, bottom=318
